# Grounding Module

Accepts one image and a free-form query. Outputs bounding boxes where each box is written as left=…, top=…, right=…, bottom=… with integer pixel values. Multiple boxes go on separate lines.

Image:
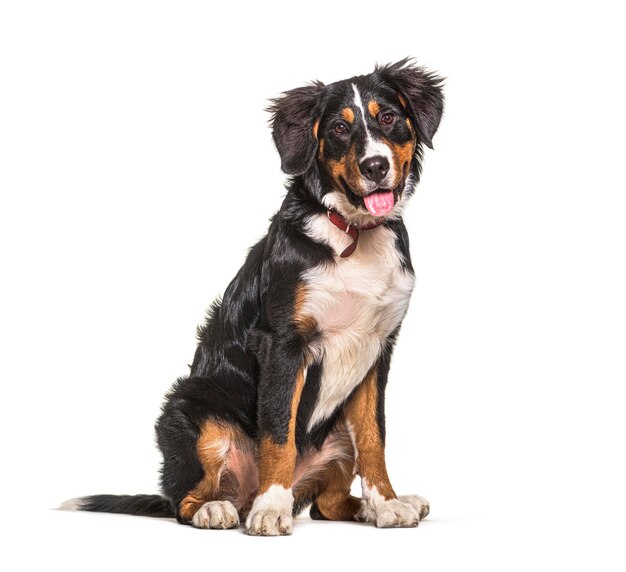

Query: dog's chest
left=299, top=223, right=414, bottom=431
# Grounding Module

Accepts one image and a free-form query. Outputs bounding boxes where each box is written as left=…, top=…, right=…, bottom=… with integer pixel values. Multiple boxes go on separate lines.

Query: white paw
left=360, top=497, right=420, bottom=528
left=245, top=485, right=293, bottom=536
left=398, top=495, right=430, bottom=520
left=191, top=501, right=240, bottom=529
left=358, top=484, right=425, bottom=528
left=246, top=508, right=293, bottom=536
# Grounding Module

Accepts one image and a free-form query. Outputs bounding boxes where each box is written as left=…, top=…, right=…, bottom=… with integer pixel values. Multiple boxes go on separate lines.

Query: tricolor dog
left=62, top=58, right=444, bottom=535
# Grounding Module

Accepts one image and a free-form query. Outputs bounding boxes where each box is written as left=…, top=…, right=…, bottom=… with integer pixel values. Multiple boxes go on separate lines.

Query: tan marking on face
left=312, top=119, right=320, bottom=139
left=344, top=367, right=396, bottom=501
left=178, top=421, right=247, bottom=521
left=341, top=107, right=355, bottom=123
left=294, top=283, right=317, bottom=339
left=381, top=138, right=416, bottom=189
left=405, top=117, right=414, bottom=135
left=325, top=143, right=362, bottom=195
left=367, top=100, right=380, bottom=118
left=257, top=368, right=305, bottom=493
left=318, top=138, right=325, bottom=160
left=397, top=93, right=408, bottom=109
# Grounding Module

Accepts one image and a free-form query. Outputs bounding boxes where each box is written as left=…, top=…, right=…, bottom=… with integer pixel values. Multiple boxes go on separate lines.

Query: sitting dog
left=62, top=58, right=444, bottom=535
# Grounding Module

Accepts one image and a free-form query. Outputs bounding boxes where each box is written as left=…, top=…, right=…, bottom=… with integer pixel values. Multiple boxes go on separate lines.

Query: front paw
left=359, top=497, right=420, bottom=528
left=398, top=494, right=430, bottom=520
left=358, top=488, right=429, bottom=528
left=245, top=485, right=294, bottom=536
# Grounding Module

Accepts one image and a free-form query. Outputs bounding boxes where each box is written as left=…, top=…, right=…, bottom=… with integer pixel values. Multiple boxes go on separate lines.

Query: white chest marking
left=302, top=214, right=414, bottom=431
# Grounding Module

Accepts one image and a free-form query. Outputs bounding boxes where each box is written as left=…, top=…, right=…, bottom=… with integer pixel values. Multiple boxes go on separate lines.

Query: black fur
left=78, top=494, right=174, bottom=517
left=377, top=58, right=445, bottom=149
left=270, top=82, right=326, bottom=175
left=66, top=59, right=444, bottom=525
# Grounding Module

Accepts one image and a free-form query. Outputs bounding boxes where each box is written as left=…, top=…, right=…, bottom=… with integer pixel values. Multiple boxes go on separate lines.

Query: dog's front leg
left=345, top=361, right=429, bottom=528
left=245, top=338, right=305, bottom=536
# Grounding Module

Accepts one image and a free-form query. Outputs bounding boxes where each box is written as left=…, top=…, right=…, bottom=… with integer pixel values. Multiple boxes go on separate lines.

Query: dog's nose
left=359, top=156, right=389, bottom=183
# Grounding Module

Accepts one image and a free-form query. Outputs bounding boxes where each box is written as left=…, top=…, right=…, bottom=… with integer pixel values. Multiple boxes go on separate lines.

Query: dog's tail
left=59, top=494, right=174, bottom=518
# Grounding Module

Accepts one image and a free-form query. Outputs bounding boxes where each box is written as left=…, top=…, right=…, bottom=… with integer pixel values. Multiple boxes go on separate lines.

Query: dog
left=61, top=58, right=444, bottom=535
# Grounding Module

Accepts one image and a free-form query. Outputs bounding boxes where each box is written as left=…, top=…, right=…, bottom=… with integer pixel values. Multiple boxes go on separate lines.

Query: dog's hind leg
left=293, top=424, right=362, bottom=521
left=308, top=463, right=361, bottom=521
left=155, top=372, right=258, bottom=528
left=175, top=419, right=235, bottom=528
left=156, top=398, right=256, bottom=529
left=177, top=419, right=257, bottom=529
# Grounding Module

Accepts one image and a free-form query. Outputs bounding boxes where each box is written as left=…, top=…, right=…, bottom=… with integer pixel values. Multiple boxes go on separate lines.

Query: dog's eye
left=380, top=112, right=396, bottom=126
left=333, top=121, right=348, bottom=135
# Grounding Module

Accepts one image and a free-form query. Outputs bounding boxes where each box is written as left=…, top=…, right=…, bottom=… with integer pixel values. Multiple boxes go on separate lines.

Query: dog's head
left=269, top=59, right=444, bottom=223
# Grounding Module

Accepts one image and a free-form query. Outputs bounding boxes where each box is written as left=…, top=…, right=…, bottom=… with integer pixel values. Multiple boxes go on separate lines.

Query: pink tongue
left=363, top=191, right=395, bottom=216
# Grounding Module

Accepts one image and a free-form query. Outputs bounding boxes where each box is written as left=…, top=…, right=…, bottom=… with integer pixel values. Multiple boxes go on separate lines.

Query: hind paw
left=191, top=501, right=240, bottom=529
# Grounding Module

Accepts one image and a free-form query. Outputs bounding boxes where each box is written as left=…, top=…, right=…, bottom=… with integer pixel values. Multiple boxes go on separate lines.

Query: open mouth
left=340, top=177, right=405, bottom=217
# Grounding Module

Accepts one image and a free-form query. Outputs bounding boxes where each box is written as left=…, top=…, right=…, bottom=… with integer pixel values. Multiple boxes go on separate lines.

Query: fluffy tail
left=59, top=494, right=174, bottom=518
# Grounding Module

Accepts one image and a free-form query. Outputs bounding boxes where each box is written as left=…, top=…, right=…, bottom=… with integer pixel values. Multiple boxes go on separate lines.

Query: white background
left=1, top=1, right=625, bottom=570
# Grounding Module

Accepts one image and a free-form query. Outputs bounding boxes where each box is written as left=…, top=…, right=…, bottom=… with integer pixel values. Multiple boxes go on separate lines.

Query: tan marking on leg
left=318, top=493, right=362, bottom=521
left=178, top=420, right=233, bottom=522
left=294, top=283, right=317, bottom=338
left=292, top=423, right=360, bottom=521
left=341, top=107, right=355, bottom=123
left=313, top=458, right=361, bottom=520
left=367, top=100, right=380, bottom=118
left=257, top=368, right=305, bottom=493
left=344, top=368, right=396, bottom=500
left=295, top=454, right=360, bottom=521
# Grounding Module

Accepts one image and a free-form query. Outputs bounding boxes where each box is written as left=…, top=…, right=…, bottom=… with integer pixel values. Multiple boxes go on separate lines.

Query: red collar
left=326, top=209, right=384, bottom=258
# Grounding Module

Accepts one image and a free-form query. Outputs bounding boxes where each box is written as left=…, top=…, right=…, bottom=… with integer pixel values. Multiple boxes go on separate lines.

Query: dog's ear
left=377, top=58, right=445, bottom=149
left=268, top=81, right=325, bottom=175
